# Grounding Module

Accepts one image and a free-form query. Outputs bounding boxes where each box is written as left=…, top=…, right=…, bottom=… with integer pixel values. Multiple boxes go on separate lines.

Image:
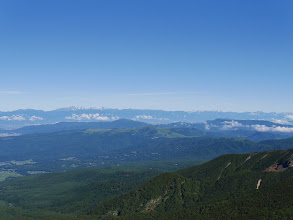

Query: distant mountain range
left=1, top=118, right=293, bottom=181
left=0, top=107, right=292, bottom=129
left=1, top=118, right=293, bottom=141
left=2, top=119, right=148, bottom=135
left=1, top=121, right=293, bottom=166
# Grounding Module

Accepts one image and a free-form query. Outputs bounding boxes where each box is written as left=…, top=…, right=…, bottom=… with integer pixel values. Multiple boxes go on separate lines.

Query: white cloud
left=0, top=91, right=25, bottom=94
left=218, top=120, right=293, bottom=133
left=128, top=92, right=178, bottom=96
left=273, top=119, right=292, bottom=125
left=65, top=113, right=111, bottom=121
left=0, top=133, right=20, bottom=137
left=204, top=122, right=210, bottom=130
left=135, top=115, right=153, bottom=120
left=127, top=91, right=199, bottom=96
left=132, top=115, right=169, bottom=121
left=221, top=120, right=247, bottom=130
left=0, top=115, right=25, bottom=121
left=0, top=116, right=10, bottom=120
left=204, top=123, right=219, bottom=130
left=286, top=115, right=293, bottom=120
left=93, top=116, right=110, bottom=121
left=29, top=116, right=43, bottom=121
left=65, top=114, right=92, bottom=120
left=252, top=125, right=293, bottom=133
left=273, top=126, right=293, bottom=132
left=11, top=115, right=25, bottom=121
left=251, top=125, right=271, bottom=132
left=156, top=117, right=170, bottom=121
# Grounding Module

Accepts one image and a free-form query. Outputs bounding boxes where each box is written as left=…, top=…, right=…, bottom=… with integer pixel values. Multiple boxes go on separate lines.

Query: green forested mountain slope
left=260, top=137, right=293, bottom=149
left=1, top=148, right=293, bottom=219
left=0, top=168, right=159, bottom=219
left=90, top=148, right=293, bottom=219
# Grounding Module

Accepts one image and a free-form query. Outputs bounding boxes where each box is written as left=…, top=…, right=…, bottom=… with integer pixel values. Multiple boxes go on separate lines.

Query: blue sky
left=0, top=0, right=292, bottom=112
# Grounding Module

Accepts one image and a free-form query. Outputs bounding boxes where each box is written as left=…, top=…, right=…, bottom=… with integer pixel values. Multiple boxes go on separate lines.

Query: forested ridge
left=89, top=149, right=293, bottom=219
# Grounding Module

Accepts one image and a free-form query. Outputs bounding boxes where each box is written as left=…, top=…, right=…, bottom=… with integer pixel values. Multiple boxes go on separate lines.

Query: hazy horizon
left=0, top=106, right=293, bottom=114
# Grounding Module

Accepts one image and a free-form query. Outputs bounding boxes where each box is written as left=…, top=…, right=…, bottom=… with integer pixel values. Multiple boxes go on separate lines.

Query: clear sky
left=0, top=0, right=292, bottom=112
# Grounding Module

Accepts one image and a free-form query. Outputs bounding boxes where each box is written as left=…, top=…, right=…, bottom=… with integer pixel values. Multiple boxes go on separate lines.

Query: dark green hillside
left=0, top=168, right=159, bottom=218
left=168, top=127, right=216, bottom=137
left=90, top=148, right=293, bottom=219
left=212, top=129, right=292, bottom=142
left=89, top=172, right=200, bottom=217
left=260, top=137, right=293, bottom=149
left=102, top=178, right=293, bottom=220
left=132, top=137, right=262, bottom=161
